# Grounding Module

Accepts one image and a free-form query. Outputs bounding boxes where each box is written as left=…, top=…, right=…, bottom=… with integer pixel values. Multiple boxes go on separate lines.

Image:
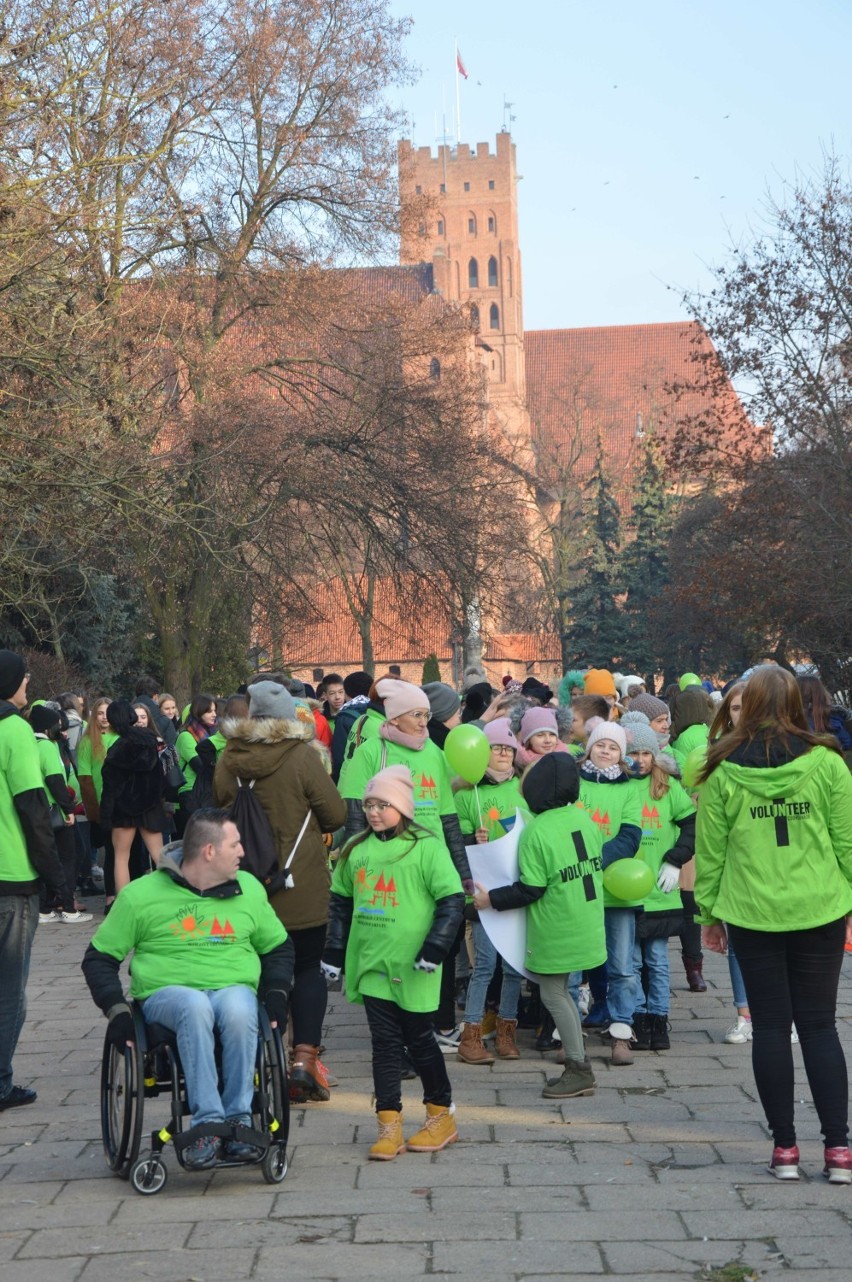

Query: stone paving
left=2, top=920, right=852, bottom=1281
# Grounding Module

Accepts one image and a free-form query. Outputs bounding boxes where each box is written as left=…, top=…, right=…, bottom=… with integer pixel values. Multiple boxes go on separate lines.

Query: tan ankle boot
left=457, top=1022, right=495, bottom=1065
left=289, top=1044, right=331, bottom=1102
left=406, top=1103, right=458, bottom=1152
left=369, top=1110, right=405, bottom=1161
left=494, top=1017, right=520, bottom=1059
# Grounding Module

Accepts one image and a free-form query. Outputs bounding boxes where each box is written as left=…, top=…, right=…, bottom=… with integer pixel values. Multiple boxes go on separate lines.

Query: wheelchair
left=99, top=998, right=289, bottom=1195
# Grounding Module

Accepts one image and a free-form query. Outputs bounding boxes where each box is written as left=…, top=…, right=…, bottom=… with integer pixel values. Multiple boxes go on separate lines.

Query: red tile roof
left=525, top=321, right=751, bottom=491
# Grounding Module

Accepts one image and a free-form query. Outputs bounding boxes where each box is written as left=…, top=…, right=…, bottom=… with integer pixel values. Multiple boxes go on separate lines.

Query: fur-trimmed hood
left=219, top=714, right=331, bottom=778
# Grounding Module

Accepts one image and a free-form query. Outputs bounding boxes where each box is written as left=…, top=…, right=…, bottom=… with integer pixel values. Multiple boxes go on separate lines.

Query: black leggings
left=289, top=924, right=328, bottom=1047
left=679, top=890, right=702, bottom=960
left=728, top=918, right=848, bottom=1148
left=363, top=995, right=453, bottom=1114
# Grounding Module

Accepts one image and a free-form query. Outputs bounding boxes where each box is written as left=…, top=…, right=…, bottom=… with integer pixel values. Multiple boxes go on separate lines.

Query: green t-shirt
left=577, top=774, right=644, bottom=907
left=341, top=737, right=456, bottom=836
left=0, top=712, right=47, bottom=882
left=332, top=830, right=462, bottom=1011
left=175, top=729, right=225, bottom=796
left=631, top=774, right=695, bottom=912
left=518, top=806, right=606, bottom=974
left=90, top=867, right=288, bottom=999
left=454, top=777, right=529, bottom=841
left=35, top=736, right=67, bottom=809
left=77, top=729, right=118, bottom=801
left=670, top=723, right=709, bottom=768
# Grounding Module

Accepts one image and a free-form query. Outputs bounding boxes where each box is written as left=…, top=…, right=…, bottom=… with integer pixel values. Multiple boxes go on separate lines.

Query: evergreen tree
left=421, top=653, right=441, bottom=683
left=563, top=439, right=625, bottom=667
left=621, top=433, right=674, bottom=683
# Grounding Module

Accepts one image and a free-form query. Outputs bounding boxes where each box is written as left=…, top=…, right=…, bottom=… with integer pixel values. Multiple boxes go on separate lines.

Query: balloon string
left=474, top=783, right=483, bottom=829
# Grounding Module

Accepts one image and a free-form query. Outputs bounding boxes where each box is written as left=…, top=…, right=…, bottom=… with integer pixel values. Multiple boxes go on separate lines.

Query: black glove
left=265, top=989, right=289, bottom=1029
left=107, top=1009, right=135, bottom=1051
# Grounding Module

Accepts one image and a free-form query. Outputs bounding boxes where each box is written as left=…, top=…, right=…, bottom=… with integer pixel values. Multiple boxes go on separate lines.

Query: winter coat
left=695, top=737, right=852, bottom=931
left=213, top=715, right=346, bottom=932
left=100, top=728, right=165, bottom=828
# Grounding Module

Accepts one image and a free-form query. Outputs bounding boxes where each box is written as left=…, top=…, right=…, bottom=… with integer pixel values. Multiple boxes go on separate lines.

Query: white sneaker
left=58, top=910, right=94, bottom=923
left=38, top=911, right=60, bottom=924
left=791, top=1024, right=799, bottom=1044
left=577, top=984, right=591, bottom=1016
left=435, top=1026, right=462, bottom=1054
left=724, top=1016, right=753, bottom=1044
left=90, top=865, right=105, bottom=884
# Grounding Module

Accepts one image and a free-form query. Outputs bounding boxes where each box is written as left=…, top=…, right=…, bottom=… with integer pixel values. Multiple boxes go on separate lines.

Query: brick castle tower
left=398, top=132, right=530, bottom=444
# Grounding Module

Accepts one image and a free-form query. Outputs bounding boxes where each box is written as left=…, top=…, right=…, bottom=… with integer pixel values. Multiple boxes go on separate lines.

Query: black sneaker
left=632, top=1013, right=652, bottom=1051
left=183, top=1135, right=220, bottom=1170
left=650, top=1014, right=671, bottom=1050
left=0, top=1085, right=37, bottom=1111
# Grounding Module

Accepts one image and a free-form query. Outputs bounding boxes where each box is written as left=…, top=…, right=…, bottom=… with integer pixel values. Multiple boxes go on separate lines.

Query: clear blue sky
left=388, top=0, right=852, bottom=330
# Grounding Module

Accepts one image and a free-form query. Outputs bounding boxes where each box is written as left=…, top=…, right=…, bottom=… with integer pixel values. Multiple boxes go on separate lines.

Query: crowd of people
left=1, top=649, right=852, bottom=1183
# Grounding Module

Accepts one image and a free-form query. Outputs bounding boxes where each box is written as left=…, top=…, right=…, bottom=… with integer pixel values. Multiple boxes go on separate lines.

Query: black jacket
left=100, top=728, right=165, bottom=826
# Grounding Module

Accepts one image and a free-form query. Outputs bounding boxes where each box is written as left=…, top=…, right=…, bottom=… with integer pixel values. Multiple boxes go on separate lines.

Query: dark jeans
left=728, top=918, right=848, bottom=1148
left=39, top=824, right=79, bottom=911
left=363, top=995, right=453, bottom=1113
left=290, top=924, right=328, bottom=1047
left=0, top=893, right=39, bottom=1099
left=679, top=890, right=702, bottom=960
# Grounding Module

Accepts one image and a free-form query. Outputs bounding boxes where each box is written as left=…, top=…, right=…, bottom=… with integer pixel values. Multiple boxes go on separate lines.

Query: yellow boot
left=406, top=1103, right=458, bottom=1152
left=369, top=1110, right=405, bottom=1161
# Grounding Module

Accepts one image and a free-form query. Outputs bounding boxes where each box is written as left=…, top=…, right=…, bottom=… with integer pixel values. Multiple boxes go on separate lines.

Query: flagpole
left=454, top=38, right=461, bottom=142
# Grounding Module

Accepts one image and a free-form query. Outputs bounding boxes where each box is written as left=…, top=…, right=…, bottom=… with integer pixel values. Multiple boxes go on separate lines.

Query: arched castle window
left=429, top=358, right=441, bottom=380
left=467, top=213, right=477, bottom=236
left=468, top=258, right=479, bottom=288
left=437, top=218, right=445, bottom=236
left=488, top=256, right=498, bottom=287
left=489, top=303, right=500, bottom=330
left=488, top=214, right=496, bottom=233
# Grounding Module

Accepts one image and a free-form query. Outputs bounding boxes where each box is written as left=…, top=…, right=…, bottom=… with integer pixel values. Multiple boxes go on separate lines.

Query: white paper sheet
left=466, top=809, right=535, bottom=981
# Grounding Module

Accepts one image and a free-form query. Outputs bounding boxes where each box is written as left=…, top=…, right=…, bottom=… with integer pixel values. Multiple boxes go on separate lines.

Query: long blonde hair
left=84, top=697, right=111, bottom=761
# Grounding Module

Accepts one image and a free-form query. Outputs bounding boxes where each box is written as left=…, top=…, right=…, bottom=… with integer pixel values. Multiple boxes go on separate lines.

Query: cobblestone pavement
left=2, top=920, right=852, bottom=1282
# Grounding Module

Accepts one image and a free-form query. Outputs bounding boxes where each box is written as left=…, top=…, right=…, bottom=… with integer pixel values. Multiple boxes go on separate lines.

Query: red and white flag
left=456, top=49, right=469, bottom=80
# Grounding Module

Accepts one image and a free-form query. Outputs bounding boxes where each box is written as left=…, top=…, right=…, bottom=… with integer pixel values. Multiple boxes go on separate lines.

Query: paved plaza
left=2, top=921, right=852, bottom=1282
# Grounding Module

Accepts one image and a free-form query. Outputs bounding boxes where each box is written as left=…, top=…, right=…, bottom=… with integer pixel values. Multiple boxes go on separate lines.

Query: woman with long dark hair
left=696, top=666, right=852, bottom=1182
left=100, top=700, right=166, bottom=894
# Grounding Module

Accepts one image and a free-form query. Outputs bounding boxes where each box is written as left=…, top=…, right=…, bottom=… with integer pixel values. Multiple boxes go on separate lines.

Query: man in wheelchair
left=83, top=808, right=294, bottom=1170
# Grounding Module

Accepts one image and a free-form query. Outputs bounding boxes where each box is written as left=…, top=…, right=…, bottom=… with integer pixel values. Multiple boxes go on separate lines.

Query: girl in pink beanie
left=516, top=707, right=570, bottom=770
left=323, top=766, right=464, bottom=1162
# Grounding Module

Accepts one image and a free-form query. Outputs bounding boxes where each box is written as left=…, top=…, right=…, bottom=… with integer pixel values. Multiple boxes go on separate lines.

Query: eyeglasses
left=490, top=744, right=514, bottom=755
left=401, top=711, right=430, bottom=723
left=363, top=800, right=393, bottom=814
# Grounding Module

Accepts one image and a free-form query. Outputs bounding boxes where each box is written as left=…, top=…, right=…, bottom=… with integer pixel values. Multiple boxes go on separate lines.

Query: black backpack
left=229, top=778, right=287, bottom=897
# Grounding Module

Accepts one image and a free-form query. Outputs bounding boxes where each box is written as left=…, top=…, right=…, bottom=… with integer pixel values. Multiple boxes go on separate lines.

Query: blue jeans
left=0, top=894, right=39, bottom=1099
left=142, top=985, right=258, bottom=1125
left=726, top=932, right=749, bottom=1008
left=633, top=935, right=670, bottom=1016
left=464, top=921, right=522, bottom=1024
left=604, top=908, right=639, bottom=1025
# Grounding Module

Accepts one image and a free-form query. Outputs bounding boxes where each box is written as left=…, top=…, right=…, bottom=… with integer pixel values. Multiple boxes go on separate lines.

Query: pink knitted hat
left=584, top=720, right=627, bottom=759
left=519, top=707, right=558, bottom=745
left=485, top=717, right=519, bottom=751
left=375, top=678, right=430, bottom=722
left=364, top=765, right=415, bottom=819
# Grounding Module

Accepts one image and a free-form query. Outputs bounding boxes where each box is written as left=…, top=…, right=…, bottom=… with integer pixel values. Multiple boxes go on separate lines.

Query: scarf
left=580, top=759, right=624, bottom=783
left=515, top=739, right=570, bottom=770
left=484, top=764, right=515, bottom=785
left=380, top=721, right=427, bottom=752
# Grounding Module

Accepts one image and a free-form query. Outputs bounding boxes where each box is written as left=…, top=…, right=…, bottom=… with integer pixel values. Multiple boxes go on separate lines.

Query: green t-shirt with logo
left=90, top=867, right=288, bottom=998
left=340, top=737, right=456, bottom=835
left=338, top=707, right=385, bottom=791
left=77, top=730, right=118, bottom=801
left=517, top=806, right=606, bottom=974
left=0, top=711, right=48, bottom=882
left=577, top=774, right=644, bottom=907
left=454, top=777, right=529, bottom=841
left=631, top=774, right=695, bottom=912
left=332, top=830, right=462, bottom=1011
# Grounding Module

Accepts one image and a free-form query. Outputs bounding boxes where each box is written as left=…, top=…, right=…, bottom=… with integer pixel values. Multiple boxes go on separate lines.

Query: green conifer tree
left=621, top=433, right=674, bottom=682
left=564, top=439, right=625, bottom=667
left=421, top=652, right=441, bottom=684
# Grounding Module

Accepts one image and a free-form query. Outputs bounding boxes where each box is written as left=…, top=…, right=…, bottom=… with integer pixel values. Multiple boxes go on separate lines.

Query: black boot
left=650, top=1014, right=671, bottom=1050
left=632, top=1012, right=652, bottom=1051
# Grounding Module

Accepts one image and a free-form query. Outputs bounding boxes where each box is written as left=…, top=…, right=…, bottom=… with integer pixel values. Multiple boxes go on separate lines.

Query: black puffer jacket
left=100, top=728, right=165, bottom=826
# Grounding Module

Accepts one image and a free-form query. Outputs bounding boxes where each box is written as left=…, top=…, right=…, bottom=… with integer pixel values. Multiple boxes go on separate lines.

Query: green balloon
left=444, top=724, right=491, bottom=783
left=603, top=859, right=655, bottom=901
left=679, top=672, right=701, bottom=690
left=681, top=746, right=707, bottom=790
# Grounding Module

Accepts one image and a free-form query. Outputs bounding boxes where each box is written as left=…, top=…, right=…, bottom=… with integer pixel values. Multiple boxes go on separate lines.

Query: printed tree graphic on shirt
left=641, top=803, right=662, bottom=830
left=369, top=871, right=398, bottom=908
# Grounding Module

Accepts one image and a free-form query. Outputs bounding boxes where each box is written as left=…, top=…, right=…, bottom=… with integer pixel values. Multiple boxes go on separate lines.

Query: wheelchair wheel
left=261, top=1144, right=288, bottom=1184
left=130, top=1153, right=168, bottom=1195
left=100, top=1038, right=145, bottom=1178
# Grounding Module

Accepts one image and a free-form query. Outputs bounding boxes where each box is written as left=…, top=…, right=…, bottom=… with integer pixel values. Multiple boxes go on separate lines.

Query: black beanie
left=521, top=753, right=580, bottom=813
left=29, top=704, right=61, bottom=735
left=106, top=699, right=138, bottom=736
left=0, top=650, right=27, bottom=700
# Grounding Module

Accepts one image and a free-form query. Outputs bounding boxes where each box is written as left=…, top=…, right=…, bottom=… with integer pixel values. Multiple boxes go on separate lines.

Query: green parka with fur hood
left=213, top=713, right=346, bottom=932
